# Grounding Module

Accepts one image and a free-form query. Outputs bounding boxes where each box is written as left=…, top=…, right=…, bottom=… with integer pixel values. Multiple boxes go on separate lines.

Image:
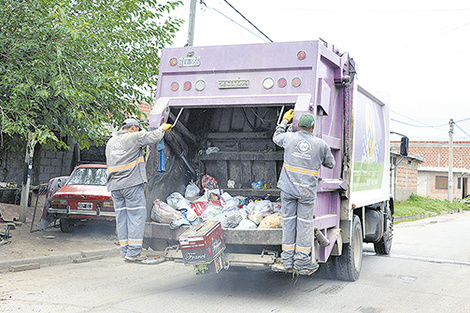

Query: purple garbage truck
left=143, top=40, right=408, bottom=281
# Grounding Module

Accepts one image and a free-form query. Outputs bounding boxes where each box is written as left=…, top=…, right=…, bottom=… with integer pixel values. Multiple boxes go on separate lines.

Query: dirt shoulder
left=0, top=203, right=118, bottom=265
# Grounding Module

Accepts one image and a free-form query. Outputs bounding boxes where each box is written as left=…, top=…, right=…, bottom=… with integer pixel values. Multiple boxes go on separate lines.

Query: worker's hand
left=283, top=109, right=294, bottom=122
left=162, top=123, right=172, bottom=131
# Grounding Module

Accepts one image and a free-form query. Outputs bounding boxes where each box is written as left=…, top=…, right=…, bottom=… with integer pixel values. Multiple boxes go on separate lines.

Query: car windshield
left=67, top=167, right=108, bottom=186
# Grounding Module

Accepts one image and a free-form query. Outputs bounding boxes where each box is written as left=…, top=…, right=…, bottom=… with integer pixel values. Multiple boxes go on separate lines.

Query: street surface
left=1, top=211, right=470, bottom=313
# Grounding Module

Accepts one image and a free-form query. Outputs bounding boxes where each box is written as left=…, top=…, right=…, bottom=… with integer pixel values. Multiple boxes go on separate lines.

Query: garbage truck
left=143, top=40, right=408, bottom=281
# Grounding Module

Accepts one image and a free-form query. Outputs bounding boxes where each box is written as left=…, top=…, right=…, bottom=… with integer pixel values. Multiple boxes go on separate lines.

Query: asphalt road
left=1, top=212, right=470, bottom=313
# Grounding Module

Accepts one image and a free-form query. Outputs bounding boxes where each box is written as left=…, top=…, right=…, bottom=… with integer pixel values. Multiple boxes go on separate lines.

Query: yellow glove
left=162, top=123, right=172, bottom=131
left=283, top=109, right=294, bottom=122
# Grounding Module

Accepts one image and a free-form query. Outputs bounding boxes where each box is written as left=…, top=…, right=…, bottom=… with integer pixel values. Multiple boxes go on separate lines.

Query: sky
left=168, top=0, right=470, bottom=142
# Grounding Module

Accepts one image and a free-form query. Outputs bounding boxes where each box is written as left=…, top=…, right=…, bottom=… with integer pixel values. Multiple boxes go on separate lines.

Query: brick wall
left=391, top=141, right=470, bottom=169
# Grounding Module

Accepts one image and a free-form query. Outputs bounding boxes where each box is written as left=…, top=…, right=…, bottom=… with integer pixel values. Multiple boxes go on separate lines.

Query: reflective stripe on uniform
left=295, top=245, right=312, bottom=253
left=297, top=216, right=314, bottom=223
left=284, top=215, right=297, bottom=221
left=119, top=240, right=128, bottom=246
left=282, top=244, right=296, bottom=250
left=107, top=156, right=145, bottom=173
left=284, top=163, right=319, bottom=176
left=128, top=239, right=143, bottom=245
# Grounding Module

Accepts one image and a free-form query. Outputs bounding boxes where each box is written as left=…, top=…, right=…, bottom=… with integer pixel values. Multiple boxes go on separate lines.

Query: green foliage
left=0, top=0, right=183, bottom=150
left=394, top=194, right=469, bottom=217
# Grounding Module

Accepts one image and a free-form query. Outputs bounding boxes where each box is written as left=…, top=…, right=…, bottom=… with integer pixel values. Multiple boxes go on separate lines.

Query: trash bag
left=166, top=192, right=191, bottom=209
left=201, top=203, right=223, bottom=221
left=252, top=200, right=274, bottom=215
left=184, top=181, right=200, bottom=198
left=151, top=200, right=182, bottom=223
left=169, top=208, right=204, bottom=230
left=202, top=174, right=218, bottom=190
left=258, top=213, right=283, bottom=229
left=217, top=209, right=243, bottom=228
left=235, top=219, right=258, bottom=230
left=190, top=200, right=223, bottom=216
left=248, top=211, right=263, bottom=225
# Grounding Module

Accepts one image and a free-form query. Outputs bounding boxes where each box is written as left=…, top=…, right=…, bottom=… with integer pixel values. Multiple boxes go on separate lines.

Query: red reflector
left=171, top=82, right=179, bottom=91
left=183, top=81, right=192, bottom=91
left=169, top=58, right=178, bottom=66
left=278, top=78, right=287, bottom=88
left=292, top=77, right=301, bottom=88
left=297, top=50, right=307, bottom=60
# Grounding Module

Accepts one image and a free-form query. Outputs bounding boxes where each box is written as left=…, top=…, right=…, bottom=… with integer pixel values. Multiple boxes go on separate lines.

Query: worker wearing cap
left=106, top=118, right=171, bottom=262
left=272, top=110, right=335, bottom=275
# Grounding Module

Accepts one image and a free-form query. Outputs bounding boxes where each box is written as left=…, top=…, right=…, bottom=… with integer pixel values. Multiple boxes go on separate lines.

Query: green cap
left=298, top=113, right=315, bottom=130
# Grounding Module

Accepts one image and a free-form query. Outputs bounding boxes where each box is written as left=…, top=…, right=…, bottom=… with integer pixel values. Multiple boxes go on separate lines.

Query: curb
left=394, top=209, right=466, bottom=222
left=0, top=248, right=120, bottom=273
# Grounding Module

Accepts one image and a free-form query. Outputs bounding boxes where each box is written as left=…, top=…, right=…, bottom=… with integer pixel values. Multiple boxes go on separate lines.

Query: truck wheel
left=374, top=202, right=393, bottom=255
left=60, top=218, right=75, bottom=233
left=335, top=215, right=363, bottom=281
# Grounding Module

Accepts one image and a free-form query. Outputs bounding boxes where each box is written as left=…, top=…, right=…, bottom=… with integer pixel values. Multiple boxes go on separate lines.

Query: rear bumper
left=48, top=207, right=115, bottom=218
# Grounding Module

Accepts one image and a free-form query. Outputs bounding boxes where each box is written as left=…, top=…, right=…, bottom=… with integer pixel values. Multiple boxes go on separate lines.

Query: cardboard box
left=193, top=252, right=228, bottom=275
left=179, top=221, right=225, bottom=265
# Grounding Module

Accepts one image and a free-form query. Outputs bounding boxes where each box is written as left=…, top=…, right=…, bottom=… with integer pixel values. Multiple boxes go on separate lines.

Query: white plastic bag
left=235, top=219, right=258, bottom=230
left=166, top=192, right=191, bottom=209
left=184, top=181, right=200, bottom=198
left=151, top=200, right=182, bottom=223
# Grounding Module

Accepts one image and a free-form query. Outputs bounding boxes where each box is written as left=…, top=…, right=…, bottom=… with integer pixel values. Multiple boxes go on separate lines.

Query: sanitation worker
left=272, top=110, right=335, bottom=275
left=106, top=118, right=172, bottom=262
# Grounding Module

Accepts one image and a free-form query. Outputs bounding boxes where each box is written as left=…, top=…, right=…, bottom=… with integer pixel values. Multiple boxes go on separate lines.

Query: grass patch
left=394, top=194, right=469, bottom=217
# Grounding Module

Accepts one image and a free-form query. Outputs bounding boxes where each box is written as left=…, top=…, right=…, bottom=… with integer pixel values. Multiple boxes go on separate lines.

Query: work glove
left=162, top=123, right=172, bottom=131
left=283, top=109, right=294, bottom=122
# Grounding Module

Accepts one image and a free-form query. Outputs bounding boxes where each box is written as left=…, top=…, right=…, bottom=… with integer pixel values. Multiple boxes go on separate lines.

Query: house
left=391, top=141, right=470, bottom=200
left=390, top=150, right=425, bottom=201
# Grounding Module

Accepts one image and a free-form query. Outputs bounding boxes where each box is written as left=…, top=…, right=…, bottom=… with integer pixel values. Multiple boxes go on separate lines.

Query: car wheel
left=60, top=218, right=75, bottom=233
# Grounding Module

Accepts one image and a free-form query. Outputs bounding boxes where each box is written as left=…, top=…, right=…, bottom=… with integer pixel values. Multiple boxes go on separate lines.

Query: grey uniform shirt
left=273, top=121, right=335, bottom=198
left=106, top=126, right=166, bottom=192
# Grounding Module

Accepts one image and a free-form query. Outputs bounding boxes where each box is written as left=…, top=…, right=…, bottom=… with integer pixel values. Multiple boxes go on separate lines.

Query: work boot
left=271, top=262, right=293, bottom=273
left=124, top=254, right=147, bottom=263
left=294, top=262, right=319, bottom=276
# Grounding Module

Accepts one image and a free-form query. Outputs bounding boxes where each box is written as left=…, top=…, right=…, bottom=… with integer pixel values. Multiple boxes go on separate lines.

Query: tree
left=0, top=0, right=183, bottom=150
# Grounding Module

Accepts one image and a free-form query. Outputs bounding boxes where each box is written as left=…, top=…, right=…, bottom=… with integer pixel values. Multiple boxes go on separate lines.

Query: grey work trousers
left=280, top=191, right=316, bottom=268
left=111, top=184, right=147, bottom=258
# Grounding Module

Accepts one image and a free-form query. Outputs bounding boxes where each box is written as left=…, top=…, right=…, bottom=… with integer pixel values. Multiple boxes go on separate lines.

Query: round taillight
left=297, top=50, right=307, bottom=60
left=171, top=82, right=179, bottom=91
left=278, top=78, right=287, bottom=88
left=169, top=58, right=178, bottom=66
left=263, top=77, right=274, bottom=89
left=292, top=77, right=302, bottom=88
left=183, top=81, right=192, bottom=91
left=195, top=80, right=206, bottom=91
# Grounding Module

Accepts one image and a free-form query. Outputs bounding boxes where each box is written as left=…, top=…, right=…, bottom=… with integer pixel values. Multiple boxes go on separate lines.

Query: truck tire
left=60, top=218, right=75, bottom=233
left=335, top=215, right=363, bottom=281
left=374, top=201, right=393, bottom=255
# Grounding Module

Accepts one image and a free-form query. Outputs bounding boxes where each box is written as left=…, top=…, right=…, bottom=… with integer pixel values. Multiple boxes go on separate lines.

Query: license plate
left=78, top=202, right=93, bottom=210
left=178, top=56, right=200, bottom=67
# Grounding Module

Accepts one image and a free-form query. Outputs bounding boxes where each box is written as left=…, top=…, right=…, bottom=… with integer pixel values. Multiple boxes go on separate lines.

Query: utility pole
left=448, top=119, right=454, bottom=203
left=20, top=136, right=35, bottom=222
left=187, top=0, right=197, bottom=46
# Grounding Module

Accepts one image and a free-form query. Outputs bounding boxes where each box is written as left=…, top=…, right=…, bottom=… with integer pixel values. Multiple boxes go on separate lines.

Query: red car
left=48, top=164, right=114, bottom=233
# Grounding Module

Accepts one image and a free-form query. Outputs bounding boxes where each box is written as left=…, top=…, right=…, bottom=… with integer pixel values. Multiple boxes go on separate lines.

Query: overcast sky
left=169, top=0, right=470, bottom=142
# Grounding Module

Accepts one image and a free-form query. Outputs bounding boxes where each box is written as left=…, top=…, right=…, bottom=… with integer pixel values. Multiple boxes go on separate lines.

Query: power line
left=222, top=0, right=273, bottom=43
left=199, top=0, right=270, bottom=43
left=453, top=121, right=470, bottom=138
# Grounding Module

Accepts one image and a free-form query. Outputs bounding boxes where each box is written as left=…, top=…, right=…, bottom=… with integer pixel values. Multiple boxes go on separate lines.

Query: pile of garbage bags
left=151, top=175, right=283, bottom=230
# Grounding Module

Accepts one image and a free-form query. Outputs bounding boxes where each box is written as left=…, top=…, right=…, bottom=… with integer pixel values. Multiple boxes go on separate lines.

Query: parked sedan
left=48, top=164, right=114, bottom=233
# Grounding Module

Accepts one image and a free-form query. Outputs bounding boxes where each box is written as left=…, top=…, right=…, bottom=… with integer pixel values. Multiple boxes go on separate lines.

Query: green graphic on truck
left=352, top=89, right=386, bottom=192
